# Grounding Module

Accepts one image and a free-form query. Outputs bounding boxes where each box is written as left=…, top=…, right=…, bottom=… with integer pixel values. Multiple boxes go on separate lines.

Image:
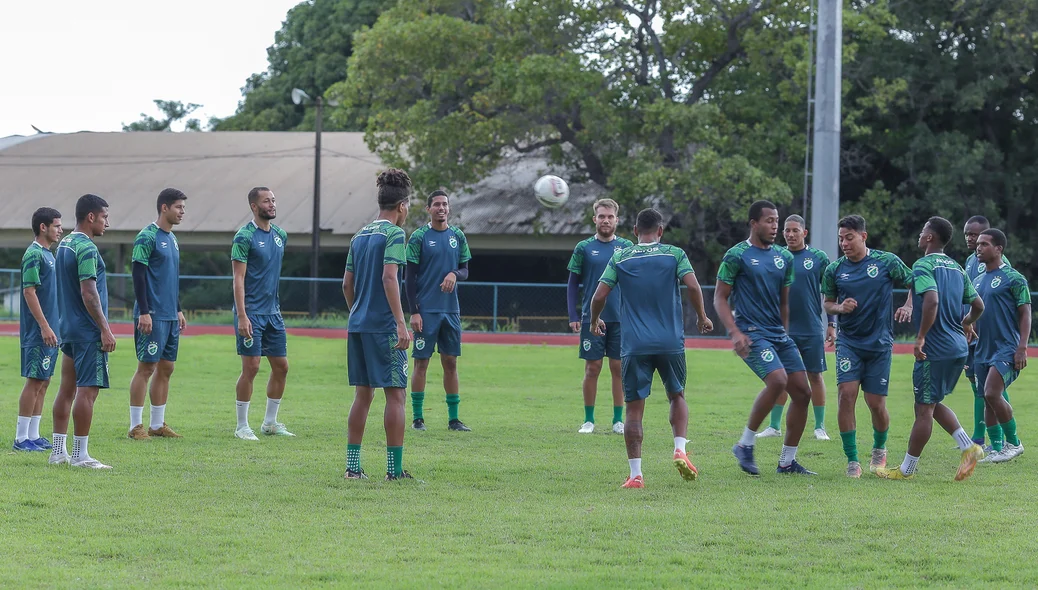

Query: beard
left=259, top=209, right=276, bottom=220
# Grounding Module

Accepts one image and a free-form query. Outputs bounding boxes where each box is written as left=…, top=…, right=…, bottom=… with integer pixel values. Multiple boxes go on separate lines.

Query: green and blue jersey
left=568, top=236, right=635, bottom=323
left=20, top=242, right=59, bottom=348
left=974, top=263, right=1030, bottom=365
left=55, top=232, right=108, bottom=343
left=405, top=224, right=471, bottom=314
left=230, top=221, right=286, bottom=315
left=132, top=223, right=180, bottom=320
left=821, top=249, right=912, bottom=351
left=787, top=246, right=831, bottom=336
left=716, top=241, right=795, bottom=340
left=911, top=253, right=977, bottom=361
left=347, top=220, right=407, bottom=333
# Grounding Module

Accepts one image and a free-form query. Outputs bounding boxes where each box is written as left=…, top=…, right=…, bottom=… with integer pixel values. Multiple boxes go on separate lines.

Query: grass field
left=1, top=335, right=1035, bottom=588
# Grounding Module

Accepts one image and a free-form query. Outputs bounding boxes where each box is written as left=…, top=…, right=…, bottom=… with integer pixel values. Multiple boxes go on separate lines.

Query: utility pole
left=309, top=96, right=323, bottom=318
left=809, top=0, right=842, bottom=260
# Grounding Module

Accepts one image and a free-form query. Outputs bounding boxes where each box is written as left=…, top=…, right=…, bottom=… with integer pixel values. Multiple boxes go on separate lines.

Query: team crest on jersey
left=991, top=276, right=1002, bottom=289
left=773, top=257, right=785, bottom=270
left=415, top=337, right=426, bottom=351
left=803, top=258, right=814, bottom=270
left=243, top=337, right=254, bottom=348
left=839, top=357, right=851, bottom=372
left=42, top=356, right=51, bottom=371
left=147, top=342, right=159, bottom=356
left=866, top=264, right=879, bottom=278
left=761, top=349, right=775, bottom=363
left=583, top=339, right=592, bottom=352
left=274, top=236, right=283, bottom=248
left=449, top=236, right=458, bottom=249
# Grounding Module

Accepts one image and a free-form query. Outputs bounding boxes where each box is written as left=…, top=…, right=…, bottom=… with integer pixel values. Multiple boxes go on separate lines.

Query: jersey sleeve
left=566, top=242, right=584, bottom=275
left=820, top=261, right=838, bottom=299
left=345, top=245, right=355, bottom=273
left=20, top=248, right=42, bottom=288
left=132, top=229, right=156, bottom=266
left=674, top=248, right=694, bottom=279
left=456, top=229, right=472, bottom=264
left=599, top=252, right=619, bottom=287
left=1010, top=273, right=1032, bottom=307
left=275, top=226, right=287, bottom=247
left=782, top=250, right=795, bottom=288
left=716, top=250, right=741, bottom=285
left=817, top=248, right=832, bottom=270
left=384, top=226, right=406, bottom=265
left=912, top=259, right=937, bottom=294
left=961, top=271, right=978, bottom=304
left=230, top=228, right=251, bottom=263
left=405, top=231, right=423, bottom=265
left=77, top=242, right=100, bottom=282
left=886, top=253, right=914, bottom=287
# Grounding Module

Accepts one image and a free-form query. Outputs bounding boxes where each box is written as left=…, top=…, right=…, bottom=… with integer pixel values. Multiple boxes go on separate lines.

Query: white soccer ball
left=534, top=175, right=569, bottom=209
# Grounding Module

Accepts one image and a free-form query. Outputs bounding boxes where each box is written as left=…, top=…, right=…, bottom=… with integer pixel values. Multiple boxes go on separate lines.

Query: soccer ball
left=534, top=175, right=569, bottom=209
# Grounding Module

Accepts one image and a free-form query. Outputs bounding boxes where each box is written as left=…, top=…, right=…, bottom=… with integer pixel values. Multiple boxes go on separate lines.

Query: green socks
left=411, top=391, right=425, bottom=421
left=1002, top=418, right=1020, bottom=446
left=813, top=405, right=825, bottom=430
left=346, top=444, right=362, bottom=473
left=446, top=394, right=460, bottom=422
left=769, top=404, right=784, bottom=430
left=613, top=406, right=623, bottom=424
left=873, top=428, right=888, bottom=450
left=972, top=388, right=986, bottom=443
left=584, top=406, right=594, bottom=424
left=841, top=430, right=859, bottom=463
left=387, top=446, right=403, bottom=477
left=987, top=424, right=1005, bottom=452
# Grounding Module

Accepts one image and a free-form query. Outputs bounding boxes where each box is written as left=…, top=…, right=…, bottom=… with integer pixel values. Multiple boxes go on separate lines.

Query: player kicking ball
left=876, top=217, right=985, bottom=481
left=590, top=208, right=713, bottom=489
left=343, top=169, right=415, bottom=481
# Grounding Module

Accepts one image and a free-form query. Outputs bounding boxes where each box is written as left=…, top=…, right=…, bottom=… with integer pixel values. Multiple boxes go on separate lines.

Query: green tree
left=123, top=100, right=203, bottom=131
left=213, top=0, right=391, bottom=132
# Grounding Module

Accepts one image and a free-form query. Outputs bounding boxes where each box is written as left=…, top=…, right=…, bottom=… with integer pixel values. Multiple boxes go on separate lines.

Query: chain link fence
left=1, top=268, right=1035, bottom=341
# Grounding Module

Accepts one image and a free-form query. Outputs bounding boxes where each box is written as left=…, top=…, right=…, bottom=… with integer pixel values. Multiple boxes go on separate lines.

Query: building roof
left=0, top=132, right=599, bottom=251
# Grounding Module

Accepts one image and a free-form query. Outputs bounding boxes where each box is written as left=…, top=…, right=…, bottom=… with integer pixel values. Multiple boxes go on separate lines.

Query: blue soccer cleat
left=13, top=439, right=42, bottom=452
left=777, top=460, right=817, bottom=475
left=733, top=444, right=759, bottom=476
left=30, top=437, right=52, bottom=450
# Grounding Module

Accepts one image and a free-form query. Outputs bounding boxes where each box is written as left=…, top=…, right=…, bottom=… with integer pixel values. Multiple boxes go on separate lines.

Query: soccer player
left=757, top=215, right=835, bottom=441
left=567, top=198, right=634, bottom=434
left=973, top=228, right=1027, bottom=463
left=49, top=194, right=116, bottom=468
left=589, top=208, right=712, bottom=488
left=716, top=200, right=816, bottom=476
left=876, top=217, right=985, bottom=480
left=14, top=207, right=63, bottom=452
left=821, top=215, right=914, bottom=478
left=231, top=187, right=293, bottom=440
left=405, top=190, right=472, bottom=432
left=343, top=169, right=414, bottom=480
left=128, top=188, right=187, bottom=440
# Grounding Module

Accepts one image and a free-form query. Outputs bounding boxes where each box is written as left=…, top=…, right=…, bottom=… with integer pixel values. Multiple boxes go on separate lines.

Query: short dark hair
left=248, top=187, right=271, bottom=205
left=966, top=215, right=990, bottom=228
left=784, top=214, right=806, bottom=228
left=635, top=208, right=664, bottom=234
left=75, top=194, right=109, bottom=223
left=838, top=215, right=866, bottom=233
left=926, top=216, right=954, bottom=246
left=377, top=168, right=412, bottom=210
left=749, top=200, right=777, bottom=222
left=31, top=207, right=61, bottom=236
left=157, top=188, right=186, bottom=213
left=427, top=189, right=448, bottom=207
left=981, top=228, right=1007, bottom=250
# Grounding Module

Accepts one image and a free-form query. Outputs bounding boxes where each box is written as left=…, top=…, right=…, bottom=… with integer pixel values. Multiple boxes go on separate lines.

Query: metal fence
left=1, top=268, right=1034, bottom=341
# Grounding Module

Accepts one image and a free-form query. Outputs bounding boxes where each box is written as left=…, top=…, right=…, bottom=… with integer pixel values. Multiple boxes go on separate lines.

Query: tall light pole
left=809, top=0, right=842, bottom=261
left=293, top=88, right=323, bottom=318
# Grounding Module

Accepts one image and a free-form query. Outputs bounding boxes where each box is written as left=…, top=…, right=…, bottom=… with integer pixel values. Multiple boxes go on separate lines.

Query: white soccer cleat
left=235, top=426, right=259, bottom=441
left=261, top=422, right=295, bottom=437
left=612, top=422, right=625, bottom=435
left=48, top=452, right=70, bottom=465
left=70, top=457, right=112, bottom=469
left=578, top=421, right=595, bottom=434
left=979, top=449, right=1002, bottom=463
left=814, top=428, right=831, bottom=441
left=1003, top=442, right=1024, bottom=460
left=756, top=427, right=781, bottom=438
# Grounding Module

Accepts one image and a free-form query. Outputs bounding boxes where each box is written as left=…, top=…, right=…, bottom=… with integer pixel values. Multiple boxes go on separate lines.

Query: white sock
left=674, top=437, right=687, bottom=452
left=739, top=427, right=757, bottom=447
left=952, top=428, right=973, bottom=451
left=28, top=415, right=42, bottom=440
left=15, top=416, right=30, bottom=442
left=236, top=401, right=250, bottom=429
left=263, top=397, right=281, bottom=425
left=779, top=445, right=798, bottom=467
left=901, top=454, right=919, bottom=475
left=130, top=405, right=144, bottom=429
left=150, top=404, right=166, bottom=430
left=71, top=435, right=89, bottom=461
left=52, top=433, right=67, bottom=455
left=629, top=458, right=642, bottom=478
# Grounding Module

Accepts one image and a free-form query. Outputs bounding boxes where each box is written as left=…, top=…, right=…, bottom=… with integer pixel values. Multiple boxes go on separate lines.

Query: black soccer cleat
left=448, top=420, right=471, bottom=432
left=344, top=469, right=368, bottom=480
left=412, top=419, right=426, bottom=431
left=385, top=470, right=415, bottom=481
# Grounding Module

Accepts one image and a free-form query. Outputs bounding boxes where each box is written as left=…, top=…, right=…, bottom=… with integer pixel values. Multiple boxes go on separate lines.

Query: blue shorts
left=964, top=343, right=977, bottom=380
left=59, top=341, right=109, bottom=389
left=412, top=313, right=462, bottom=359
left=791, top=334, right=827, bottom=374
left=580, top=322, right=621, bottom=361
left=975, top=361, right=1018, bottom=397
left=21, top=345, right=58, bottom=380
left=621, top=353, right=686, bottom=402
left=235, top=313, right=287, bottom=357
left=348, top=332, right=409, bottom=388
left=743, top=334, right=805, bottom=380
left=913, top=356, right=967, bottom=405
left=135, top=318, right=180, bottom=363
left=835, top=343, right=891, bottom=396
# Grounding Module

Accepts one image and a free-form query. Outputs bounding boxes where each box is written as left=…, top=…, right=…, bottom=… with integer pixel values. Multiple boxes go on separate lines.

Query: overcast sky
left=0, top=0, right=303, bottom=137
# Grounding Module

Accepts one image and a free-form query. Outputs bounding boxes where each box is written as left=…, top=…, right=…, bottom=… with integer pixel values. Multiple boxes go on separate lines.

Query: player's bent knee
left=584, top=360, right=603, bottom=377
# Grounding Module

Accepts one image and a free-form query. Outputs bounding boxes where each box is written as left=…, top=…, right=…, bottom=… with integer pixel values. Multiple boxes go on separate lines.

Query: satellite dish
left=291, top=88, right=311, bottom=105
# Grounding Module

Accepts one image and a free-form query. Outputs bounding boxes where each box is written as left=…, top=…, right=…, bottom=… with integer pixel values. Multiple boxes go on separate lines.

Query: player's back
left=55, top=232, right=108, bottom=343
left=718, top=241, right=793, bottom=339
left=348, top=220, right=406, bottom=333
left=912, top=253, right=973, bottom=360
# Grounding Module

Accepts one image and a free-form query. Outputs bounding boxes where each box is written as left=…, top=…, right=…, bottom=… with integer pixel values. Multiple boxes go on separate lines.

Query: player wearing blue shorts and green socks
left=973, top=229, right=1027, bottom=463
left=128, top=188, right=187, bottom=440
left=231, top=187, right=293, bottom=440
left=716, top=201, right=816, bottom=477
left=405, top=190, right=472, bottom=432
left=568, top=198, right=633, bottom=435
left=50, top=194, right=116, bottom=469
left=876, top=217, right=985, bottom=481
left=590, top=208, right=713, bottom=489
left=343, top=169, right=414, bottom=481
left=821, top=215, right=914, bottom=478
left=757, top=215, right=835, bottom=441
left=14, top=208, right=63, bottom=452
